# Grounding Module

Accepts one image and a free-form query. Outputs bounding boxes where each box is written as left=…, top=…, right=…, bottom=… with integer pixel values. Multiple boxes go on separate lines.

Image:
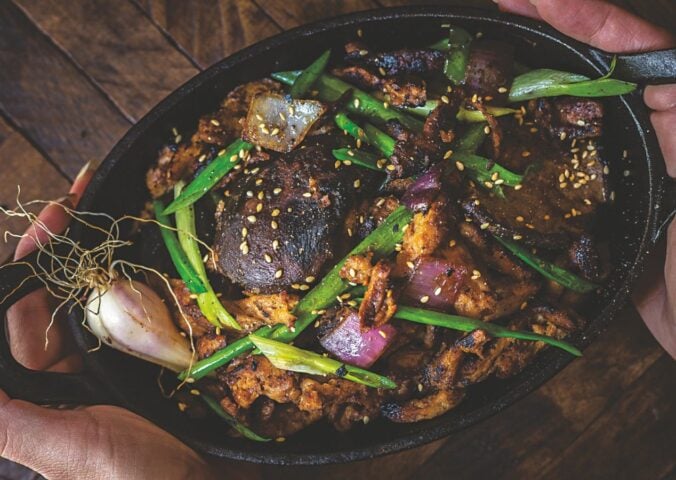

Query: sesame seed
left=171, top=127, right=178, bottom=136
left=494, top=179, right=504, bottom=185
left=279, top=112, right=286, bottom=121
left=560, top=131, right=567, bottom=141
left=241, top=227, right=248, bottom=237
left=480, top=222, right=490, bottom=230
left=520, top=301, right=528, bottom=310
left=530, top=127, right=538, bottom=133
left=449, top=239, right=456, bottom=247
left=275, top=437, right=286, bottom=443
left=302, top=192, right=312, bottom=198
left=406, top=261, right=415, bottom=270
left=378, top=330, right=387, bottom=338
left=471, top=93, right=478, bottom=103
left=349, top=268, right=356, bottom=277
left=516, top=215, right=524, bottom=222
left=230, top=154, right=238, bottom=162
left=247, top=215, right=256, bottom=223
left=513, top=234, right=523, bottom=240
left=623, top=169, right=630, bottom=177
left=386, top=164, right=396, bottom=171
left=190, top=389, right=200, bottom=396
left=264, top=254, right=272, bottom=263
left=261, top=126, right=270, bottom=134
left=576, top=119, right=586, bottom=126
left=334, top=160, right=341, bottom=169
left=484, top=181, right=494, bottom=188
left=420, top=295, right=430, bottom=304
left=272, top=239, right=279, bottom=250
left=560, top=182, right=568, bottom=189
left=246, top=190, right=254, bottom=198
left=498, top=86, right=508, bottom=93
left=305, top=276, right=315, bottom=283
left=257, top=191, right=264, bottom=199
left=357, top=28, right=363, bottom=37
left=240, top=241, right=249, bottom=255
left=418, top=383, right=424, bottom=392
left=514, top=184, right=523, bottom=190
left=441, top=95, right=450, bottom=104
left=270, top=127, right=280, bottom=136
left=178, top=402, right=188, bottom=412
left=484, top=126, right=491, bottom=134
left=210, top=119, right=220, bottom=126
left=434, top=287, right=442, bottom=296
left=198, top=154, right=207, bottom=163
left=378, top=67, right=386, bottom=76
left=383, top=102, right=389, bottom=109
left=353, top=98, right=361, bottom=108
left=354, top=179, right=361, bottom=188
left=521, top=150, right=531, bottom=157
left=376, top=198, right=385, bottom=207
left=256, top=203, right=263, bottom=212
left=274, top=269, right=283, bottom=279
left=271, top=220, right=278, bottom=230
left=444, top=150, right=454, bottom=159
left=471, top=270, right=481, bottom=280
left=271, top=208, right=280, bottom=217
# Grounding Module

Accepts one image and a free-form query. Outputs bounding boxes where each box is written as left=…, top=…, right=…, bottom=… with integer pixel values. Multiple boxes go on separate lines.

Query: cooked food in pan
left=70, top=26, right=637, bottom=440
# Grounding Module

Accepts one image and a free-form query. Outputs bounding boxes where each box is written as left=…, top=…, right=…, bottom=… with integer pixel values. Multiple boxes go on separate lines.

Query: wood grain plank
left=13, top=0, right=199, bottom=122
left=0, top=0, right=130, bottom=178
left=138, top=0, right=281, bottom=68
left=412, top=307, right=664, bottom=480
left=542, top=355, right=676, bottom=480
left=0, top=116, right=70, bottom=263
left=263, top=438, right=446, bottom=480
left=254, top=0, right=380, bottom=30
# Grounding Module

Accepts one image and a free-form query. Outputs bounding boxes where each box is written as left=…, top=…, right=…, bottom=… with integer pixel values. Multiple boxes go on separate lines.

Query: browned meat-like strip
left=471, top=100, right=502, bottom=161
left=381, top=389, right=465, bottom=423
left=146, top=79, right=281, bottom=198
left=395, top=199, right=448, bottom=276
left=422, top=92, right=462, bottom=144
left=250, top=401, right=322, bottom=438
left=339, top=253, right=374, bottom=286
left=221, top=356, right=301, bottom=409
left=359, top=260, right=397, bottom=327
left=383, top=75, right=427, bottom=107
left=529, top=97, right=603, bottom=140
left=222, top=291, right=299, bottom=333
left=331, top=65, right=383, bottom=90
left=196, top=333, right=227, bottom=360
left=343, top=195, right=401, bottom=242
left=213, top=140, right=369, bottom=293
left=350, top=48, right=445, bottom=76
left=298, top=378, right=382, bottom=431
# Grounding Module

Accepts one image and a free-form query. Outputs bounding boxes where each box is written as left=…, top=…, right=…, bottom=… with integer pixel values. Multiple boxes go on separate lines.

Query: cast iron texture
left=0, top=6, right=674, bottom=465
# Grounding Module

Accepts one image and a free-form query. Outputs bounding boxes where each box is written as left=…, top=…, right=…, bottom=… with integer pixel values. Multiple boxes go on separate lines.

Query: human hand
left=493, top=0, right=676, bottom=357
left=0, top=163, right=219, bottom=480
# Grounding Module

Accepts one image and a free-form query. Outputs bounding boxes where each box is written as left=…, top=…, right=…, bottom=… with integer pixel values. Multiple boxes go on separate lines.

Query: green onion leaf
left=443, top=27, right=473, bottom=85
left=454, top=123, right=489, bottom=154
left=290, top=49, right=331, bottom=98
left=202, top=395, right=270, bottom=442
left=452, top=151, right=523, bottom=188
left=363, top=122, right=396, bottom=157
left=393, top=306, right=582, bottom=356
left=492, top=236, right=598, bottom=293
left=335, top=111, right=367, bottom=142
left=332, top=148, right=385, bottom=172
left=154, top=200, right=207, bottom=294
left=249, top=335, right=397, bottom=389
left=174, top=182, right=240, bottom=330
left=509, top=67, right=635, bottom=102
left=164, top=139, right=252, bottom=215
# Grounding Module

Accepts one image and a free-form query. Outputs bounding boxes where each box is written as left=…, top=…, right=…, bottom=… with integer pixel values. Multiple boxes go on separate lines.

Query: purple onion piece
left=401, top=162, right=444, bottom=212
left=402, top=256, right=468, bottom=310
left=319, top=311, right=397, bottom=368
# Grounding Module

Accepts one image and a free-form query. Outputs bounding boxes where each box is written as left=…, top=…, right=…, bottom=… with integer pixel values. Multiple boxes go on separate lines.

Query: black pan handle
left=0, top=249, right=107, bottom=405
left=611, top=48, right=676, bottom=85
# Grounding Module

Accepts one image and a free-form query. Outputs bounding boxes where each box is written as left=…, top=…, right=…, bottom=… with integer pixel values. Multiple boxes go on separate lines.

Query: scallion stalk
left=249, top=335, right=397, bottom=389
left=332, top=148, right=385, bottom=172
left=202, top=395, right=270, bottom=442
left=363, top=122, right=396, bottom=157
left=443, top=27, right=473, bottom=85
left=164, top=139, right=252, bottom=215
left=493, top=236, right=598, bottom=293
left=392, top=306, right=582, bottom=356
left=154, top=200, right=207, bottom=294
left=174, top=182, right=240, bottom=330
left=290, top=49, right=331, bottom=98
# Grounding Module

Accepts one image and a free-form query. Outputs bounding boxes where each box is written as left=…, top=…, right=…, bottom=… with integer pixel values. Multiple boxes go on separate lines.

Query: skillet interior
left=67, top=7, right=667, bottom=465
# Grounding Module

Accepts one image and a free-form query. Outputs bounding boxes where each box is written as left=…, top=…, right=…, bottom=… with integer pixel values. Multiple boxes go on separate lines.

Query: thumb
left=0, top=391, right=215, bottom=479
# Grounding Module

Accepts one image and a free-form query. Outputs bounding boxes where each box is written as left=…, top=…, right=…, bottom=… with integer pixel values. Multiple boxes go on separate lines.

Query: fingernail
left=74, top=160, right=94, bottom=184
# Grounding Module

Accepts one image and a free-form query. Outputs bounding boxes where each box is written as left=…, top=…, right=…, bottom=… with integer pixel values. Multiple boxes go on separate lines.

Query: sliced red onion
left=401, top=163, right=443, bottom=212
left=319, top=310, right=397, bottom=368
left=465, top=40, right=514, bottom=104
left=402, top=256, right=468, bottom=310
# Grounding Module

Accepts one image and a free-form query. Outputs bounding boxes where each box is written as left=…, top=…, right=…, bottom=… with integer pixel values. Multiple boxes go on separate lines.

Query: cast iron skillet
left=0, top=6, right=674, bottom=466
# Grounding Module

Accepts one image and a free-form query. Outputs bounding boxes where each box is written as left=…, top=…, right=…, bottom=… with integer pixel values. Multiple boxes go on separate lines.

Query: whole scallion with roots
left=0, top=196, right=198, bottom=372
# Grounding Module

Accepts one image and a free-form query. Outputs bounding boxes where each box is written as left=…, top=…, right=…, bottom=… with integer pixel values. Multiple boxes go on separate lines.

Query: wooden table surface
left=0, top=1, right=674, bottom=479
